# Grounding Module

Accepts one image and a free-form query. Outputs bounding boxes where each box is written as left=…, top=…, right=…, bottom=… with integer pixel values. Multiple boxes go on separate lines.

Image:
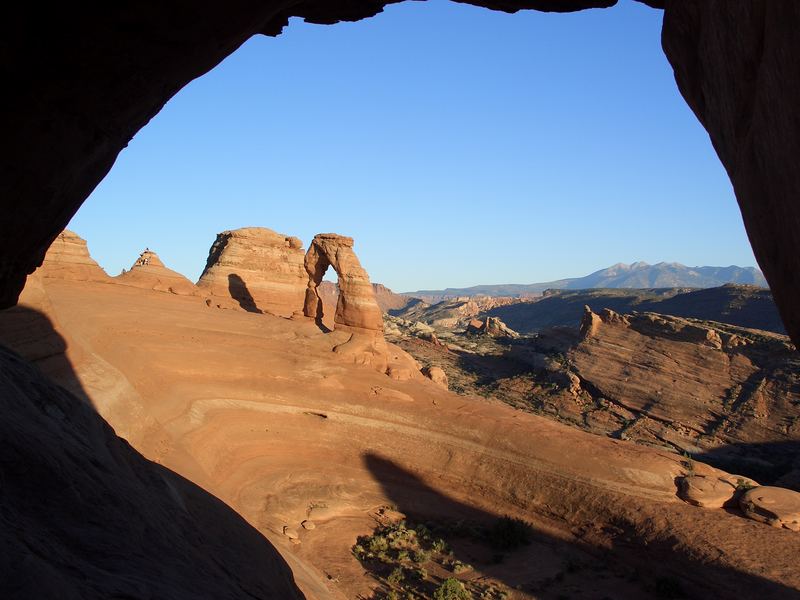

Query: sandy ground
left=2, top=277, right=799, bottom=599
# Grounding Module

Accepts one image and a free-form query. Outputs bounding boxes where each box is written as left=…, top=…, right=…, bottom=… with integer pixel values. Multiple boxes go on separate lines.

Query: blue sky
left=70, top=0, right=755, bottom=292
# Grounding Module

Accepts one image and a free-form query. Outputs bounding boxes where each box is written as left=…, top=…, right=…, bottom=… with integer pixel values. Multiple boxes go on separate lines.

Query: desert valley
left=2, top=227, right=798, bottom=600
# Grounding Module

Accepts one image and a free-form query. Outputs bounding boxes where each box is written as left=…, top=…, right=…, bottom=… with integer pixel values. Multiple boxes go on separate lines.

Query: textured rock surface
left=678, top=475, right=738, bottom=509
left=563, top=308, right=800, bottom=478
left=318, top=281, right=412, bottom=317
left=37, top=230, right=109, bottom=283
left=5, top=274, right=800, bottom=598
left=0, top=343, right=301, bottom=599
left=197, top=227, right=306, bottom=316
left=422, top=365, right=449, bottom=389
left=303, top=234, right=383, bottom=332
left=116, top=250, right=198, bottom=296
left=740, top=487, right=800, bottom=531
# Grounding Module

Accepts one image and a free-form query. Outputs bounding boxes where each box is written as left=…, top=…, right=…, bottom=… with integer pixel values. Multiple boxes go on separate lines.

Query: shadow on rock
left=695, top=440, right=800, bottom=492
left=0, top=304, right=301, bottom=599
left=228, top=272, right=262, bottom=313
left=362, top=452, right=800, bottom=600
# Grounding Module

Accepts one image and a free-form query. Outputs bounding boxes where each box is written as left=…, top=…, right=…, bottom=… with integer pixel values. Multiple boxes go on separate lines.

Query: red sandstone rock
left=303, top=233, right=383, bottom=333
left=37, top=230, right=110, bottom=283
left=116, top=249, right=198, bottom=296
left=197, top=227, right=306, bottom=316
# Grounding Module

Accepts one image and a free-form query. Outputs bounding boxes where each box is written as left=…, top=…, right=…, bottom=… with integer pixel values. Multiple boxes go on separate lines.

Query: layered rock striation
left=37, top=230, right=109, bottom=282
left=303, top=233, right=383, bottom=333
left=197, top=227, right=306, bottom=316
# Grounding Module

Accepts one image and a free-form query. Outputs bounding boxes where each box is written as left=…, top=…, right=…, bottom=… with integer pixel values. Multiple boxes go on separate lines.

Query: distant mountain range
left=407, top=262, right=767, bottom=300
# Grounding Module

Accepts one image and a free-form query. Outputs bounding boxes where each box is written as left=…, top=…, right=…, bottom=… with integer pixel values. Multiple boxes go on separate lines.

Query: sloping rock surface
left=0, top=343, right=301, bottom=599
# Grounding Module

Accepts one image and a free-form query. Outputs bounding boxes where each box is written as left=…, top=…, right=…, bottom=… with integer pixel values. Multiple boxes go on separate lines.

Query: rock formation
left=37, top=230, right=109, bottom=282
left=197, top=227, right=306, bottom=316
left=740, top=486, right=800, bottom=531
left=116, top=249, right=198, bottom=296
left=566, top=307, right=800, bottom=482
left=466, top=316, right=520, bottom=338
left=422, top=365, right=449, bottom=389
left=317, top=280, right=412, bottom=319
left=303, top=234, right=383, bottom=333
left=0, top=342, right=302, bottom=599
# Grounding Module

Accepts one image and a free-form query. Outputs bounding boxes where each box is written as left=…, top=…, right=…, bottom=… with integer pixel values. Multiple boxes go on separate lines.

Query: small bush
left=412, top=549, right=431, bottom=563
left=451, top=560, right=472, bottom=574
left=387, top=567, right=405, bottom=586
left=488, top=516, right=533, bottom=550
left=368, top=535, right=390, bottom=554
left=433, top=578, right=470, bottom=600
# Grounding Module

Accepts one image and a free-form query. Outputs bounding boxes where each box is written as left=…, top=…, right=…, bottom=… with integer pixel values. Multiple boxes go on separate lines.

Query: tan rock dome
left=116, top=249, right=198, bottom=296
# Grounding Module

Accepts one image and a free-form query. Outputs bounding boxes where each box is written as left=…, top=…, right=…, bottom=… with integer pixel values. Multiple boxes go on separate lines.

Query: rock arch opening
left=303, top=234, right=384, bottom=333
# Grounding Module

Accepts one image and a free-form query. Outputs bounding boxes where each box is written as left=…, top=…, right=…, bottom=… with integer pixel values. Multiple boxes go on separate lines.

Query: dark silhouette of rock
left=0, top=311, right=302, bottom=599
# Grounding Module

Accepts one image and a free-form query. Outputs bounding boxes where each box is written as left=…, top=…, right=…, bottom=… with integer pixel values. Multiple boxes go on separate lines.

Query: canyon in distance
left=1, top=226, right=798, bottom=600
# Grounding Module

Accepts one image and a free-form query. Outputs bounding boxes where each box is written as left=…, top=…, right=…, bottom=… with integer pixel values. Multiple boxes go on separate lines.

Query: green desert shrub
left=433, top=578, right=470, bottom=600
left=387, top=566, right=405, bottom=586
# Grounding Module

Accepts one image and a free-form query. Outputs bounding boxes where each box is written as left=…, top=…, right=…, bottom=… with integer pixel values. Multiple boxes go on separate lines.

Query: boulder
left=422, top=366, right=448, bottom=389
left=739, top=486, right=800, bottom=531
left=677, top=475, right=738, bottom=508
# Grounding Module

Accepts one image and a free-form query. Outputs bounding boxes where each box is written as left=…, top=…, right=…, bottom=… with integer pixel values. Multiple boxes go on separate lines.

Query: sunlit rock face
left=116, top=249, right=199, bottom=296
left=303, top=233, right=384, bottom=333
left=37, top=230, right=110, bottom=283
left=197, top=227, right=307, bottom=316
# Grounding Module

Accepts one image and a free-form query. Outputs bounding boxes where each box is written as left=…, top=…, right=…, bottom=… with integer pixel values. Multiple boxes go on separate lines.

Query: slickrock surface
left=2, top=275, right=799, bottom=598
left=567, top=307, right=800, bottom=463
left=197, top=227, right=306, bottom=317
left=36, top=230, right=110, bottom=282
left=116, top=249, right=198, bottom=296
left=0, top=331, right=301, bottom=599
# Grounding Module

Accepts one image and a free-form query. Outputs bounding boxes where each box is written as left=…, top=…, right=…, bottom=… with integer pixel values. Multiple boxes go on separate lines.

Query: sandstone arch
left=303, top=234, right=384, bottom=332
left=3, top=1, right=800, bottom=350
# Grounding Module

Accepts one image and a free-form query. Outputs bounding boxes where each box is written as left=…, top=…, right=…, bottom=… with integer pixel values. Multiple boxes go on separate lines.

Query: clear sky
left=69, top=0, right=756, bottom=292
